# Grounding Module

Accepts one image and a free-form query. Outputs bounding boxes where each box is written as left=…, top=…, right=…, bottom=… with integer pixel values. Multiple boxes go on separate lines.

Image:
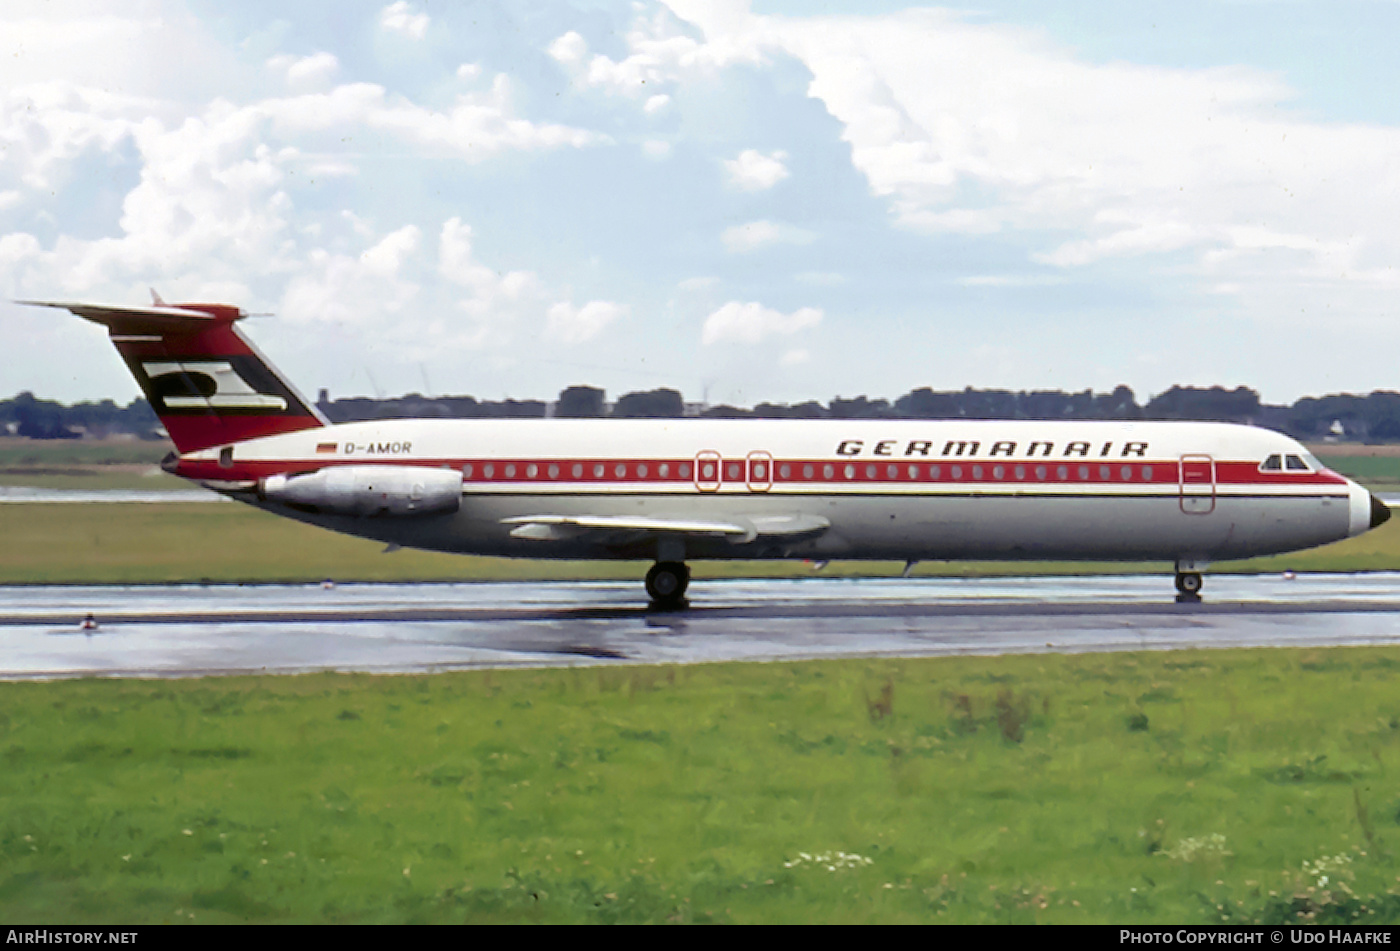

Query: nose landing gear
left=645, top=561, right=690, bottom=609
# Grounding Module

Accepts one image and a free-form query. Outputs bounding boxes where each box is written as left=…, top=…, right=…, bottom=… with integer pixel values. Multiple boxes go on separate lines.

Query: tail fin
left=21, top=299, right=326, bottom=453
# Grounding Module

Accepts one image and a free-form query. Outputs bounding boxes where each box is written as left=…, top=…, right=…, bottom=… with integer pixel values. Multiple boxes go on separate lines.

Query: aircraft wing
left=502, top=513, right=830, bottom=544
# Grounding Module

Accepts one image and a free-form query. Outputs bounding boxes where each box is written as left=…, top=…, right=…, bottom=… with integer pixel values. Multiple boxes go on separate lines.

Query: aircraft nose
left=1372, top=493, right=1392, bottom=530
left=1348, top=481, right=1387, bottom=536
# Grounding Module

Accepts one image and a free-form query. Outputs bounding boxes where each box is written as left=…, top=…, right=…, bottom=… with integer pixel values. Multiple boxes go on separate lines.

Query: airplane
left=21, top=295, right=1392, bottom=607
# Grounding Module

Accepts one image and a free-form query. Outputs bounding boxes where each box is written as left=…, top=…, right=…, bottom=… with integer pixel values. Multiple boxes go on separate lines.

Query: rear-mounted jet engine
left=260, top=466, right=462, bottom=517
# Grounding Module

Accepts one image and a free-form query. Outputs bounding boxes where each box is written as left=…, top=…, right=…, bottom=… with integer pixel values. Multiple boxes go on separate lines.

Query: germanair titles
left=834, top=439, right=1149, bottom=459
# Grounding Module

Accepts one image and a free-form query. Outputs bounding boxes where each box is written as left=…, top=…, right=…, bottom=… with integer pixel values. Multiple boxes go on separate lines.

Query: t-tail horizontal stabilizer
left=19, top=299, right=326, bottom=454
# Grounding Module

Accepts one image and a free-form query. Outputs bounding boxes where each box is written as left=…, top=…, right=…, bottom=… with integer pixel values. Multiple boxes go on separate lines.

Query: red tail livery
left=22, top=295, right=325, bottom=453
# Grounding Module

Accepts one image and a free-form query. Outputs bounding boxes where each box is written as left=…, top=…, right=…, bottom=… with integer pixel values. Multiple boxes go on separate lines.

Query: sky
left=3, top=0, right=1400, bottom=409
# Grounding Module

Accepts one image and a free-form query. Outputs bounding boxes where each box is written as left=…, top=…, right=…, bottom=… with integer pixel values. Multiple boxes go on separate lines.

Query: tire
left=645, top=562, right=690, bottom=606
left=1175, top=572, right=1203, bottom=596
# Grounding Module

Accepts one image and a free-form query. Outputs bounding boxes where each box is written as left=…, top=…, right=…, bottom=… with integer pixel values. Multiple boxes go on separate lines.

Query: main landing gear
left=645, top=561, right=690, bottom=609
left=1174, top=571, right=1203, bottom=600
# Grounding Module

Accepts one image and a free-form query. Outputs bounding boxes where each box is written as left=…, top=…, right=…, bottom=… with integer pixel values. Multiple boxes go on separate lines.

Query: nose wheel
left=645, top=561, right=690, bottom=609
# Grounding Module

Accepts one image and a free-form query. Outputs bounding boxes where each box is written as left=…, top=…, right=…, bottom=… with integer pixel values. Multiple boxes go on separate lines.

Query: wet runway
left=4, top=573, right=1400, bottom=679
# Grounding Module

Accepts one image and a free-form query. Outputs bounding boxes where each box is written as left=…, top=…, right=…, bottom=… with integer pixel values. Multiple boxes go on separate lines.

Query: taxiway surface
left=5, top=573, right=1400, bottom=679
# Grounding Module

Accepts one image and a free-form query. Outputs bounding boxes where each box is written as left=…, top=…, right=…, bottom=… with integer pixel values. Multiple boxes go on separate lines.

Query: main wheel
left=645, top=561, right=690, bottom=607
left=1174, top=572, right=1203, bottom=596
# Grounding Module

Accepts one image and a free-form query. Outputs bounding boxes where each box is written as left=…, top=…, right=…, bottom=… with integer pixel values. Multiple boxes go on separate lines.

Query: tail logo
left=142, top=360, right=288, bottom=411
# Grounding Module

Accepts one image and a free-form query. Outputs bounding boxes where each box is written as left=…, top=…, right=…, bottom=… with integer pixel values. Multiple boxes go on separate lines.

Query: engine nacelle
left=260, top=466, right=462, bottom=517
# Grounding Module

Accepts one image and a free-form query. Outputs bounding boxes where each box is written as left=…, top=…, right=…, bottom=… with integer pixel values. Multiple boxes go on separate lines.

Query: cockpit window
left=1284, top=454, right=1311, bottom=471
left=1260, top=454, right=1283, bottom=471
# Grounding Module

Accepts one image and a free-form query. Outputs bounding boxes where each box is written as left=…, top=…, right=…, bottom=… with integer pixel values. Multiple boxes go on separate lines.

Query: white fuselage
left=175, top=417, right=1379, bottom=567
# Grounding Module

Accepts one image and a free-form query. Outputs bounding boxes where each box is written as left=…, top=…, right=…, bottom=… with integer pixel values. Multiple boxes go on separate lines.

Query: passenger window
left=1285, top=454, right=1310, bottom=471
left=1260, top=454, right=1283, bottom=471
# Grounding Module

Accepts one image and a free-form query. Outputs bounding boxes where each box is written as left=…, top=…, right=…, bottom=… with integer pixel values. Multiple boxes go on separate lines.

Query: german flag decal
left=316, top=442, right=338, bottom=454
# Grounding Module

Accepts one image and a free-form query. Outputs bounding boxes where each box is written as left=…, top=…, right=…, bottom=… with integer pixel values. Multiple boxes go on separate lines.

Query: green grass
left=1315, top=454, right=1400, bottom=490
left=0, top=471, right=187, bottom=491
left=4, top=501, right=1400, bottom=584
left=3, top=650, right=1400, bottom=923
left=0, top=439, right=170, bottom=467
left=0, top=437, right=179, bottom=490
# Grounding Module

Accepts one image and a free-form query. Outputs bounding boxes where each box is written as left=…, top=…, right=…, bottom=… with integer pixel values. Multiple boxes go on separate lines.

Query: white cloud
left=721, top=219, right=817, bottom=253
left=548, top=6, right=767, bottom=102
left=546, top=300, right=626, bottom=344
left=754, top=6, right=1400, bottom=301
left=548, top=31, right=588, bottom=67
left=0, top=67, right=603, bottom=302
left=268, top=52, right=339, bottom=89
left=254, top=79, right=604, bottom=160
left=0, top=232, right=40, bottom=269
left=360, top=225, right=420, bottom=277
left=306, top=160, right=357, bottom=180
left=678, top=275, right=719, bottom=291
left=702, top=300, right=822, bottom=345
left=437, top=216, right=545, bottom=348
left=379, top=2, right=429, bottom=41
left=276, top=215, right=550, bottom=361
left=956, top=274, right=1067, bottom=287
left=780, top=347, right=810, bottom=366
left=644, top=94, right=672, bottom=115
left=723, top=149, right=789, bottom=191
left=642, top=139, right=672, bottom=160
left=0, top=5, right=249, bottom=106
left=281, top=226, right=423, bottom=335
left=0, top=82, right=152, bottom=191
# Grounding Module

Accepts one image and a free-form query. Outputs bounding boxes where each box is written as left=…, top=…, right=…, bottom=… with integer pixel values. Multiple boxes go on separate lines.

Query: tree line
left=4, top=384, right=1399, bottom=442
